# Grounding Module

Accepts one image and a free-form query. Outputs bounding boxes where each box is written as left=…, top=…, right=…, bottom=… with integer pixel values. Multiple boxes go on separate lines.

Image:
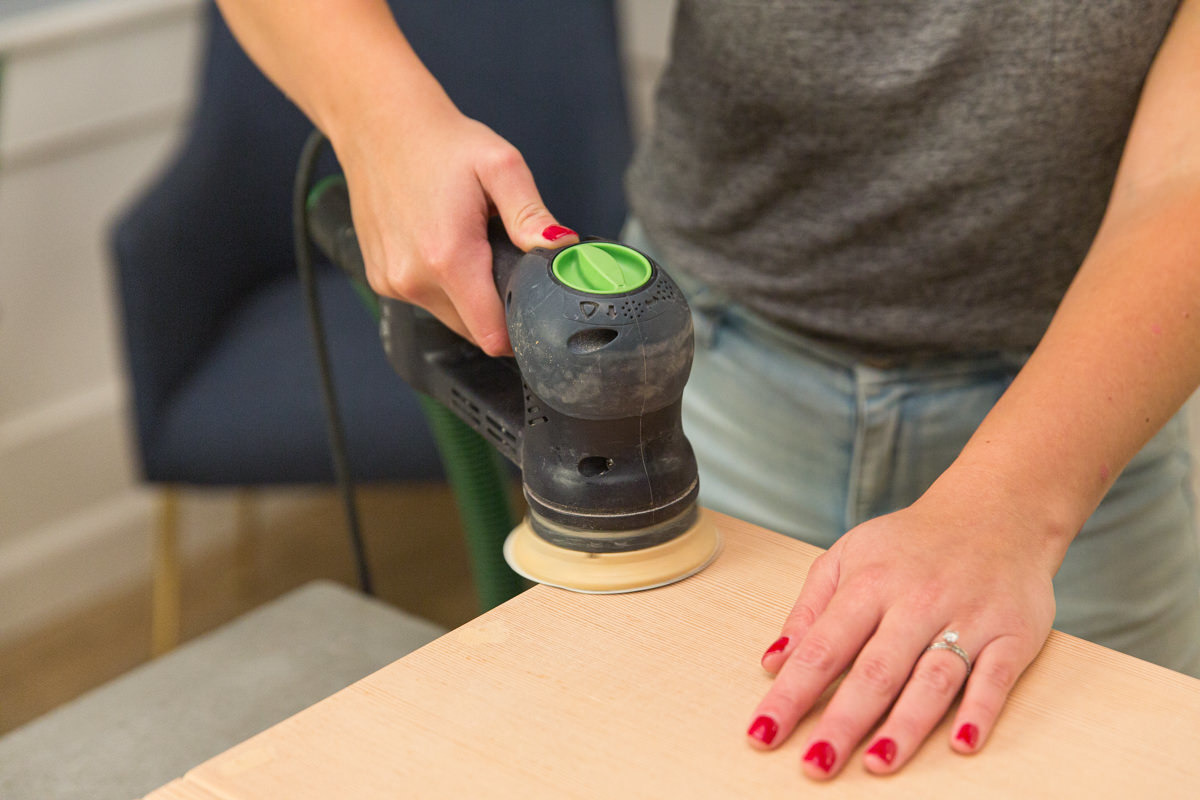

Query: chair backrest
left=111, top=0, right=632, bottom=459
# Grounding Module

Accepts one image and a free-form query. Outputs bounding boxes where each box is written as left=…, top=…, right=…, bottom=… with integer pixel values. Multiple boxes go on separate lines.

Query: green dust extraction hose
left=359, top=299, right=524, bottom=611
left=301, top=161, right=524, bottom=611
left=416, top=396, right=526, bottom=610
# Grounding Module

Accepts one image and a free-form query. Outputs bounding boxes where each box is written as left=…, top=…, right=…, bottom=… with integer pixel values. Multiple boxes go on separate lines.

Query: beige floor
left=0, top=482, right=504, bottom=736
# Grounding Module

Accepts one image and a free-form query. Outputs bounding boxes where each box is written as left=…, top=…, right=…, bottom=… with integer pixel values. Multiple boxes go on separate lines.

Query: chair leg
left=234, top=488, right=260, bottom=600
left=151, top=487, right=183, bottom=657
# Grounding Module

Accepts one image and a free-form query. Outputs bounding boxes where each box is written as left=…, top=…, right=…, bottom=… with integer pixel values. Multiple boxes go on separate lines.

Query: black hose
left=293, top=129, right=374, bottom=595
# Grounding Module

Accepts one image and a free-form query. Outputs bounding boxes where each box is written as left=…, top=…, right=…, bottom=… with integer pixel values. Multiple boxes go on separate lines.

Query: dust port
left=578, top=456, right=613, bottom=477
left=568, top=328, right=618, bottom=354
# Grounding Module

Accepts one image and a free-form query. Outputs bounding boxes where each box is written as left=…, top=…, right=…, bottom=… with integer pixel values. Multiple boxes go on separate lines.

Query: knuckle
left=794, top=635, right=839, bottom=673
left=481, top=143, right=525, bottom=177
left=883, top=711, right=924, bottom=743
left=385, top=267, right=423, bottom=302
left=854, top=655, right=902, bottom=696
left=416, top=244, right=456, bottom=279
left=977, top=659, right=1020, bottom=695
left=511, top=200, right=548, bottom=230
left=904, top=583, right=946, bottom=616
left=784, top=604, right=818, bottom=631
left=476, top=329, right=508, bottom=357
left=763, top=685, right=804, bottom=713
left=364, top=267, right=391, bottom=298
left=808, top=551, right=840, bottom=584
left=966, top=693, right=1002, bottom=724
left=847, top=563, right=887, bottom=593
left=913, top=659, right=960, bottom=695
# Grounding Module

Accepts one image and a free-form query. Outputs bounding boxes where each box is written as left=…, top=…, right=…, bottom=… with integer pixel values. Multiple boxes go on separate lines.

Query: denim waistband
left=695, top=281, right=1029, bottom=384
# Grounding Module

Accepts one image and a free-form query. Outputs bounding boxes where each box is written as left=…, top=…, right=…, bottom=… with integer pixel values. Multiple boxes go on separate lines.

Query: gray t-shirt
left=625, top=0, right=1181, bottom=355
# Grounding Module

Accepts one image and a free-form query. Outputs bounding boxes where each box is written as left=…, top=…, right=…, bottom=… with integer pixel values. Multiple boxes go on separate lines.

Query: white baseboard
left=0, top=382, right=152, bottom=643
left=0, top=383, right=139, bottom=538
left=0, top=380, right=334, bottom=644
left=0, top=482, right=265, bottom=646
left=0, top=488, right=153, bottom=644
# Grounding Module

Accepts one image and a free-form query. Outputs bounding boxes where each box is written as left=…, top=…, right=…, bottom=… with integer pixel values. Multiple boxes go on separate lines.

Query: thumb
left=480, top=148, right=579, bottom=251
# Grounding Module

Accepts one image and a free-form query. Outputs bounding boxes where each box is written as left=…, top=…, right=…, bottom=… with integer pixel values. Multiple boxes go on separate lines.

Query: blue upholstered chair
left=110, top=1, right=631, bottom=653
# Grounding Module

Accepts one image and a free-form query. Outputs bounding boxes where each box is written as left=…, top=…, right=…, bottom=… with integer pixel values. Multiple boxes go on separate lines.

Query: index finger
left=759, top=552, right=840, bottom=675
left=746, top=593, right=878, bottom=752
left=437, top=234, right=511, bottom=355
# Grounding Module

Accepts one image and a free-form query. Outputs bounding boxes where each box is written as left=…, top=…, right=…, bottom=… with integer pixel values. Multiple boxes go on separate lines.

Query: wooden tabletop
left=146, top=511, right=1200, bottom=798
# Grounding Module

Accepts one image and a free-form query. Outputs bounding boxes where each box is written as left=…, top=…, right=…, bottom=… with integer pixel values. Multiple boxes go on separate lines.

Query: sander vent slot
left=568, top=328, right=618, bottom=354
left=485, top=414, right=517, bottom=448
left=524, top=387, right=549, bottom=427
left=449, top=388, right=482, bottom=427
left=578, top=456, right=613, bottom=477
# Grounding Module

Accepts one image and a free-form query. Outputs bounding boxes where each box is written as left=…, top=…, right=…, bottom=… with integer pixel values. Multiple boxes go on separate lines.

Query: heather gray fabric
left=626, top=0, right=1182, bottom=355
left=0, top=581, right=445, bottom=800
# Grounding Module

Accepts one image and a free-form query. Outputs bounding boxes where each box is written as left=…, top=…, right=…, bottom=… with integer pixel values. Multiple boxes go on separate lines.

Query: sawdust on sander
left=503, top=508, right=722, bottom=593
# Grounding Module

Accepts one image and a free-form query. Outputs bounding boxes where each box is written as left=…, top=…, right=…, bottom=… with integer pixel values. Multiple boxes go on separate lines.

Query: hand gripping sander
left=307, top=181, right=720, bottom=593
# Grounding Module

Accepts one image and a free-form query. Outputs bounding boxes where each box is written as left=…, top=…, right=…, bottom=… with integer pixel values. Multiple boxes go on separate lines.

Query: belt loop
left=673, top=273, right=727, bottom=350
left=691, top=301, right=723, bottom=349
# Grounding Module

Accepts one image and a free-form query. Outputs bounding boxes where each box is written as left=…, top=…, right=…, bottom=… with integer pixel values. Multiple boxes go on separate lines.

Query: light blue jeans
left=625, top=220, right=1200, bottom=677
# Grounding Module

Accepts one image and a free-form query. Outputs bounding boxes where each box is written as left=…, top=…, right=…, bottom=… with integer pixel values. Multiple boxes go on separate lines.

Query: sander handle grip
left=305, top=176, right=366, bottom=286
left=306, top=175, right=524, bottom=301
left=305, top=175, right=527, bottom=466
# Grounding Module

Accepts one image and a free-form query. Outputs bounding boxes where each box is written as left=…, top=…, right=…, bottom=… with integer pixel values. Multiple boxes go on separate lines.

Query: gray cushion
left=0, top=580, right=445, bottom=800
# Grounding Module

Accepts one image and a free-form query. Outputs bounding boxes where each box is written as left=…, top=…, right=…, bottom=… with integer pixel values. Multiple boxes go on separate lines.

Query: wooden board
left=142, top=778, right=225, bottom=800
left=147, top=512, right=1200, bottom=798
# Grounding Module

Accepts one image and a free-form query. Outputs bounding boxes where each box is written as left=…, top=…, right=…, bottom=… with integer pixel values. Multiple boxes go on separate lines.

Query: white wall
left=616, top=0, right=677, bottom=135
left=0, top=0, right=204, bottom=642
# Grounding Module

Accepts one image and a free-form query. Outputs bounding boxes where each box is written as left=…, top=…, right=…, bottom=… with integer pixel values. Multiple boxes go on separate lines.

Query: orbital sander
left=307, top=179, right=719, bottom=593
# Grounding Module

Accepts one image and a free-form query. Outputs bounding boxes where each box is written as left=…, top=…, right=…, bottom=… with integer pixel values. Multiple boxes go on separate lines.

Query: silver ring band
left=925, top=631, right=972, bottom=676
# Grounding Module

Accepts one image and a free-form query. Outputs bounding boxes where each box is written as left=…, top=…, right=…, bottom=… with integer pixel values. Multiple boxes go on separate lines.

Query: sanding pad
left=503, top=508, right=722, bottom=594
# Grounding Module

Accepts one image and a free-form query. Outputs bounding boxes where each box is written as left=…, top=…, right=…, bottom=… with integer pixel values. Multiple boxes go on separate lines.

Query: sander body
left=308, top=181, right=719, bottom=592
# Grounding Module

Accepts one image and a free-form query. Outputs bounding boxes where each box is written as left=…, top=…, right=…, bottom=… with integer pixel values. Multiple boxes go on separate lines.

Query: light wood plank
left=141, top=778, right=224, bottom=800
left=173, top=511, right=1200, bottom=798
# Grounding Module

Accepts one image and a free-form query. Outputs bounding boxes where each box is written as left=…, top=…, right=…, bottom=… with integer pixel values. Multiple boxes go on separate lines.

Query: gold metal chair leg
left=151, top=487, right=182, bottom=657
left=234, top=488, right=260, bottom=600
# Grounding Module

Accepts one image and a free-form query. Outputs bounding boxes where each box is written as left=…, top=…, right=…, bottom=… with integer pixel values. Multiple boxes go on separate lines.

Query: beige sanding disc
left=503, top=508, right=722, bottom=594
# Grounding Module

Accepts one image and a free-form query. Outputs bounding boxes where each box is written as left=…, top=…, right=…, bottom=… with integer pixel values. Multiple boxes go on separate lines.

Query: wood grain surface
left=143, top=778, right=226, bottom=800
left=147, top=511, right=1200, bottom=798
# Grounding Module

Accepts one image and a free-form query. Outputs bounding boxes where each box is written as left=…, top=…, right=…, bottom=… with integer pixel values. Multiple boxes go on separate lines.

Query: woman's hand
left=746, top=467, right=1064, bottom=779
left=215, top=0, right=577, bottom=357
left=332, top=93, right=577, bottom=357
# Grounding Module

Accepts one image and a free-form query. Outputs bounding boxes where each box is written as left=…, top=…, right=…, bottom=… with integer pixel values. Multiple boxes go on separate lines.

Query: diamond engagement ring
left=925, top=630, right=972, bottom=676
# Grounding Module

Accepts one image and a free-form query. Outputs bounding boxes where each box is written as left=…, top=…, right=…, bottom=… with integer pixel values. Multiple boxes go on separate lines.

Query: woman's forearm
left=213, top=0, right=453, bottom=140
left=945, top=182, right=1200, bottom=562
left=943, top=0, right=1200, bottom=557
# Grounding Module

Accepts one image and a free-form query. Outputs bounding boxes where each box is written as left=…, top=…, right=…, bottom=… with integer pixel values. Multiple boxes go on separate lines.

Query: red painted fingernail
left=803, top=740, right=836, bottom=773
left=866, top=737, right=897, bottom=765
left=956, top=723, right=980, bottom=749
left=542, top=224, right=576, bottom=241
left=747, top=715, right=779, bottom=746
left=763, top=636, right=789, bottom=659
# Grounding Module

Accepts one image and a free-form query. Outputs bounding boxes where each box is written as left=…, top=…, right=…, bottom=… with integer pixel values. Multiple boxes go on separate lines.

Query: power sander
left=306, top=179, right=720, bottom=593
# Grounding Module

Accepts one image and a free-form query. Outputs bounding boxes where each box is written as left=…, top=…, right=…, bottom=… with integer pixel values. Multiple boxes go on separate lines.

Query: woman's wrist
left=310, top=36, right=456, bottom=148
left=923, top=452, right=1084, bottom=576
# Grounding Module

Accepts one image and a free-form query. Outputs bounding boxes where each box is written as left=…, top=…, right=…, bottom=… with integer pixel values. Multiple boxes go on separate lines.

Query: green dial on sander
left=551, top=242, right=653, bottom=295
